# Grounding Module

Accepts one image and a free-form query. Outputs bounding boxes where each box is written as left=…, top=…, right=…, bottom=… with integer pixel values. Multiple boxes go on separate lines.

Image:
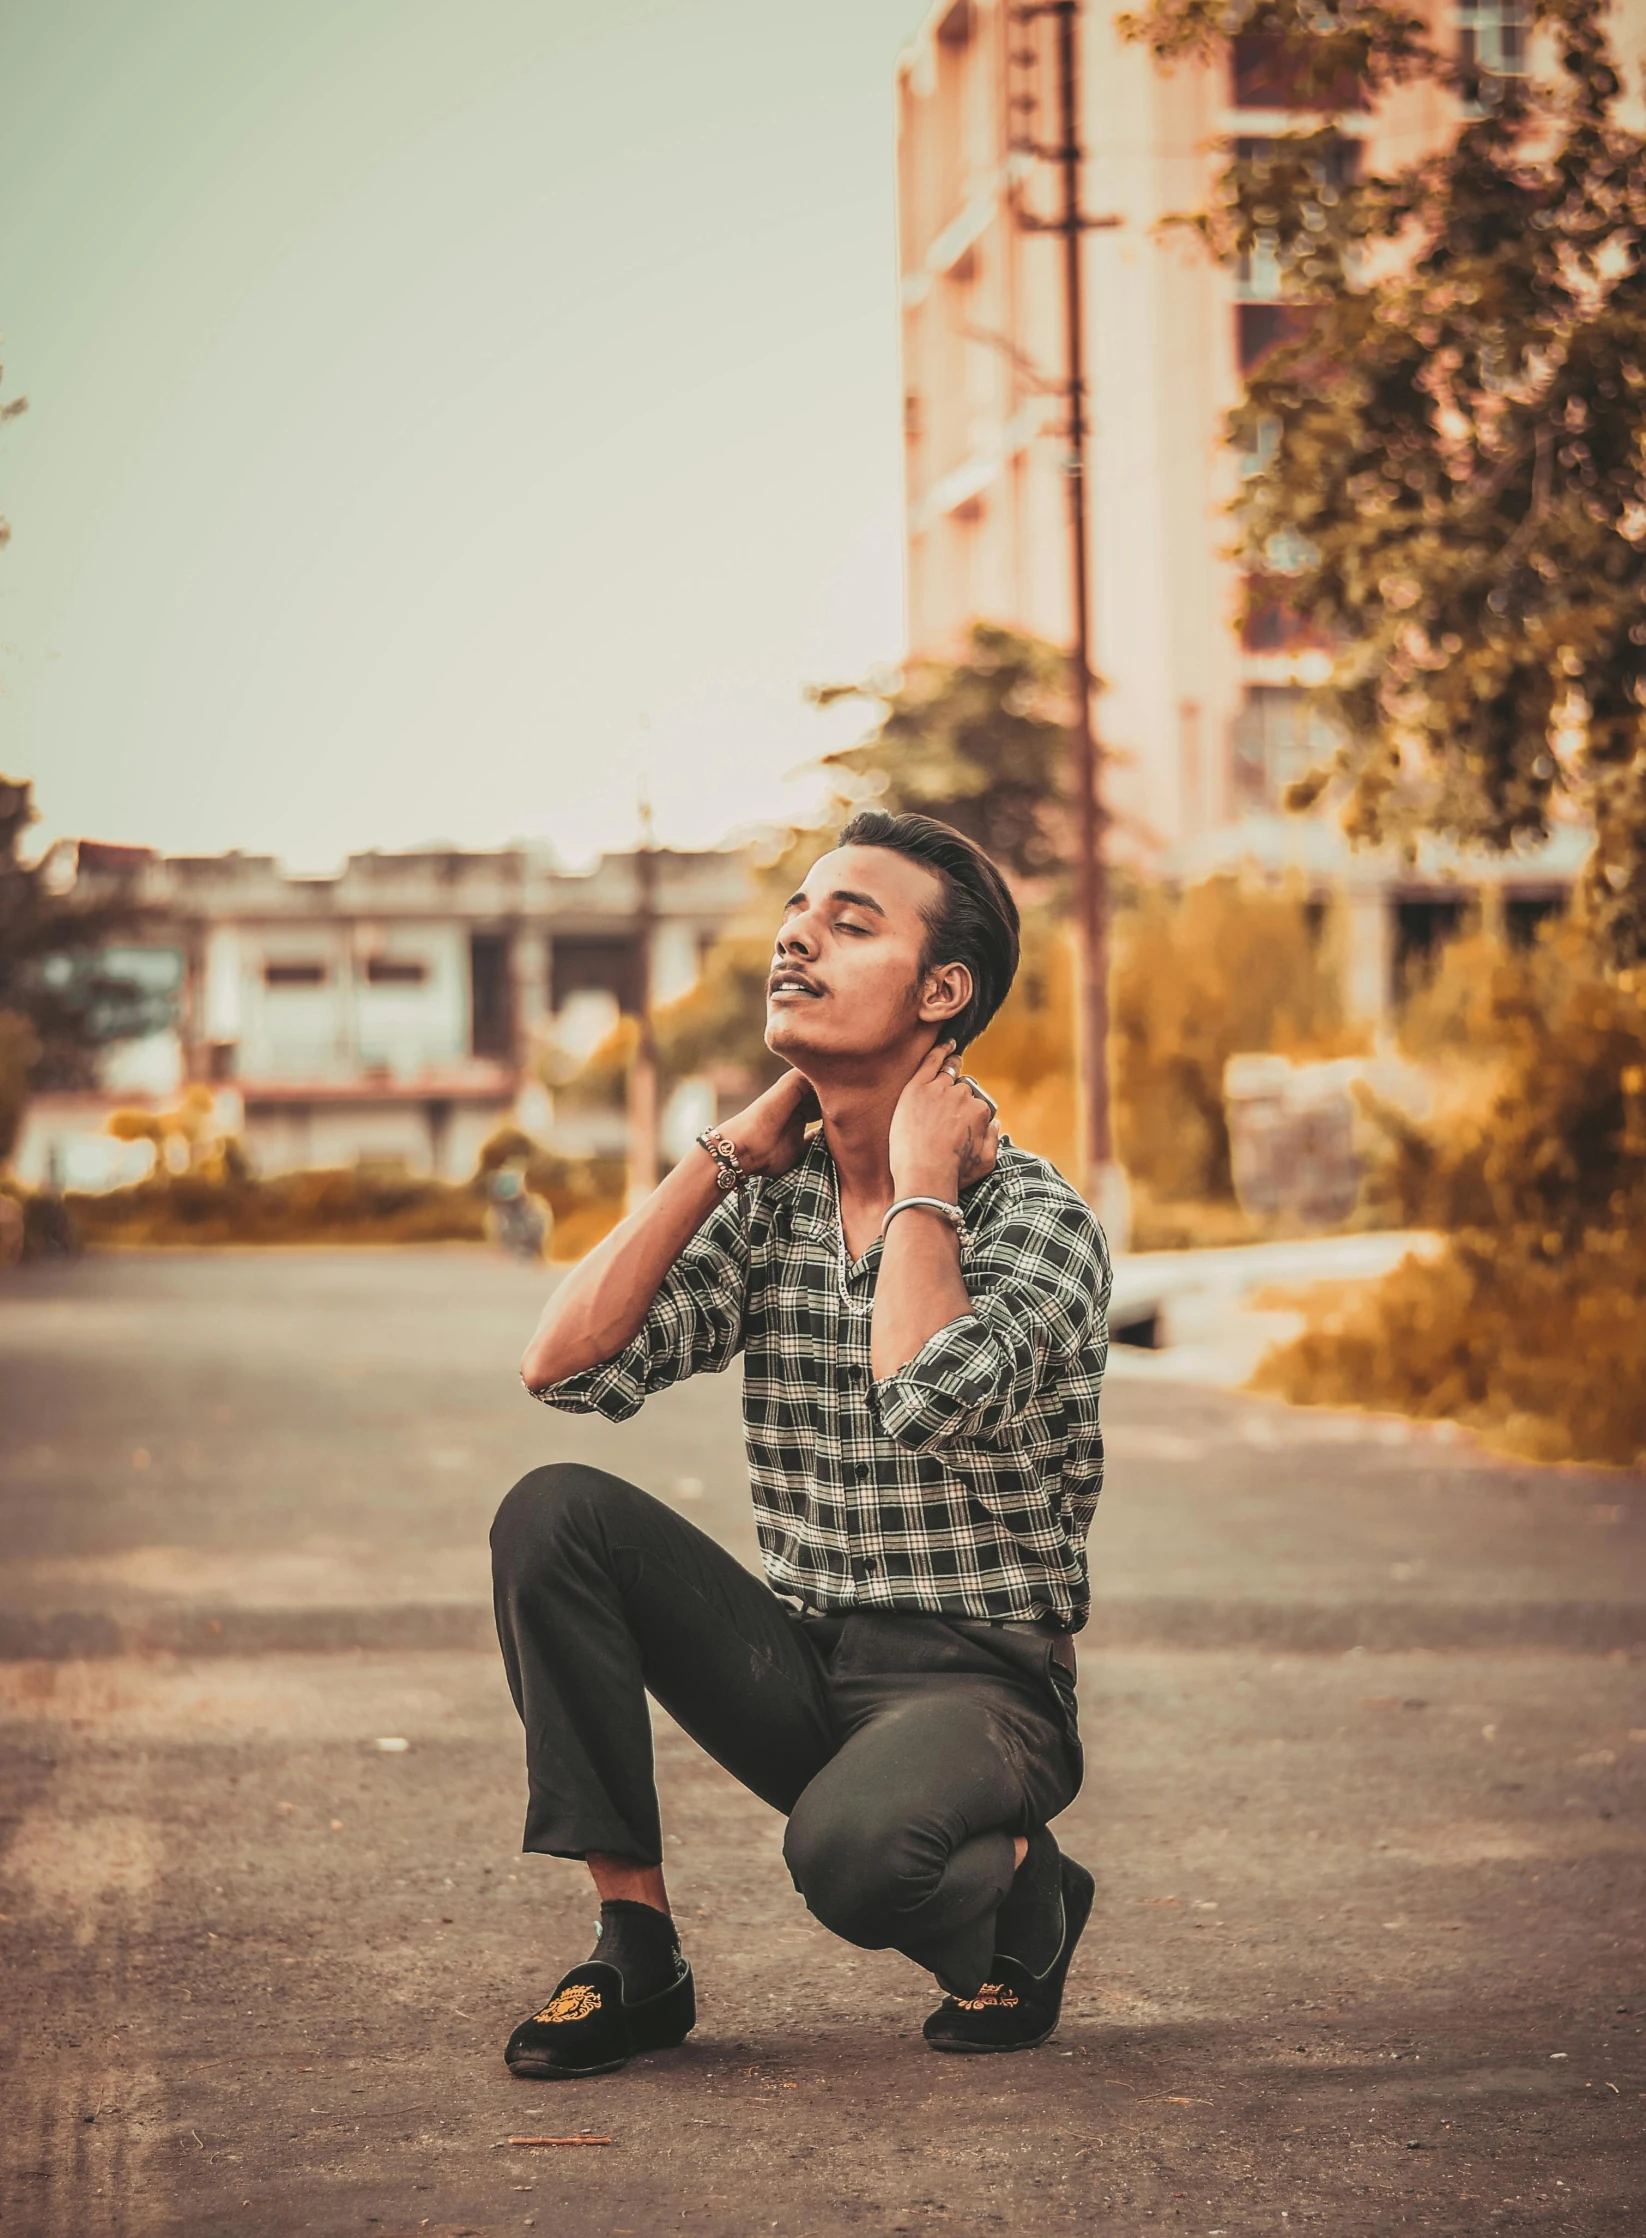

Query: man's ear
left=918, top=961, right=973, bottom=1026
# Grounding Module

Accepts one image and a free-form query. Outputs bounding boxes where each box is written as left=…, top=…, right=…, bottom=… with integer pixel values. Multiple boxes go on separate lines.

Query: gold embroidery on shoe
left=954, top=1982, right=1020, bottom=2010
left=535, top=1984, right=602, bottom=2024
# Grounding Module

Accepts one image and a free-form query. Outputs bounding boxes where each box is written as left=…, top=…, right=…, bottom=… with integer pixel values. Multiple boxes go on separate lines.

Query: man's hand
left=720, top=1068, right=819, bottom=1179
left=888, top=1042, right=1000, bottom=1201
left=523, top=1074, right=815, bottom=1391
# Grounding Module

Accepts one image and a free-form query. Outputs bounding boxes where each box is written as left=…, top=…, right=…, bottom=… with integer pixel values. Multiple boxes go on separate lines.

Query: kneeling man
left=493, top=809, right=1111, bottom=2078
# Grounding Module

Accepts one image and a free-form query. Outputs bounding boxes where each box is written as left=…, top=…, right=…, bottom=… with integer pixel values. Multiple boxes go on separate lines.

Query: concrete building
left=893, top=0, right=1625, bottom=1008
left=18, top=839, right=749, bottom=1190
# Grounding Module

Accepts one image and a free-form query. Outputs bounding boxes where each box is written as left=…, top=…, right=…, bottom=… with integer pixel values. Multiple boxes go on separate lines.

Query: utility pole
left=1013, top=0, right=1126, bottom=1236
left=625, top=791, right=659, bottom=1211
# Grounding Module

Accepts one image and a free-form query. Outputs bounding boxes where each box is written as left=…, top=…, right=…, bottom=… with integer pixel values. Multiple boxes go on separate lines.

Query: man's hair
left=836, top=808, right=1020, bottom=1049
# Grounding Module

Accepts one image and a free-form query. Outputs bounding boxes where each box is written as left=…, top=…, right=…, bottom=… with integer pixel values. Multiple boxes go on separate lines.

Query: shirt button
left=854, top=1554, right=878, bottom=1575
left=852, top=1461, right=870, bottom=1481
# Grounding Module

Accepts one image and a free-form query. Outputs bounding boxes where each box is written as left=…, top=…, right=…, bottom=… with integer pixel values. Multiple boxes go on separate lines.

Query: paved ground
left=1, top=1248, right=1643, bottom=2238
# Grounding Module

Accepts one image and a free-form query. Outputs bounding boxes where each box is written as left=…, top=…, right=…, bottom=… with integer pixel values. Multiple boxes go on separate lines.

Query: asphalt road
left=1, top=1248, right=1643, bottom=2238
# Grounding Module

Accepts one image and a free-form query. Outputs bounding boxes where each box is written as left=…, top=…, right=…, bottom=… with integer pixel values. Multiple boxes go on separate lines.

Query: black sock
left=589, top=1899, right=681, bottom=2002
left=993, top=1828, right=1064, bottom=1976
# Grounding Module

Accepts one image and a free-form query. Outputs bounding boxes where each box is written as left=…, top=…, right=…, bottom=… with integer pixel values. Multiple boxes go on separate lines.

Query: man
left=492, top=808, right=1110, bottom=2079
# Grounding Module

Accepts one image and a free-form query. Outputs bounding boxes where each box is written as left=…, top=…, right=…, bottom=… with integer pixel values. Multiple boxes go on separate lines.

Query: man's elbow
left=520, top=1332, right=576, bottom=1392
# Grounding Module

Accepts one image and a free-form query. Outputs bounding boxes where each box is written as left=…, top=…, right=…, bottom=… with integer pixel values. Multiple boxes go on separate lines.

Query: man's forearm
left=870, top=1206, right=972, bottom=1382
left=520, top=1148, right=723, bottom=1389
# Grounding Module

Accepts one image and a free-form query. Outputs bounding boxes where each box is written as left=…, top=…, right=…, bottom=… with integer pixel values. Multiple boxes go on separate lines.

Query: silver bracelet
left=881, top=1194, right=967, bottom=1245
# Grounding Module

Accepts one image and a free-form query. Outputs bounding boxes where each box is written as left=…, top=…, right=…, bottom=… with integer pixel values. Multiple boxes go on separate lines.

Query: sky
left=0, top=0, right=922, bottom=870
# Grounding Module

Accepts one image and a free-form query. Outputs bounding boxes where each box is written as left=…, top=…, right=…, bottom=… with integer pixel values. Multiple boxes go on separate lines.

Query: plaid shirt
left=532, top=1134, right=1111, bottom=1631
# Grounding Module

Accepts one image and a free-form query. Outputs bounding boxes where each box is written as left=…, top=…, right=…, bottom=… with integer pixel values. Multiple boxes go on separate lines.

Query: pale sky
left=0, top=0, right=920, bottom=870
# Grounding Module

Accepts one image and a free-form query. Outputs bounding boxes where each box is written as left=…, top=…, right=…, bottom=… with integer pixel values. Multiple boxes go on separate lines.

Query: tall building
left=894, top=0, right=1616, bottom=1005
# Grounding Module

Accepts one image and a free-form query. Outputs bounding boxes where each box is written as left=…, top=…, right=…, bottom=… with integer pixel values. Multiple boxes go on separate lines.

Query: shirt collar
left=781, top=1128, right=1022, bottom=1248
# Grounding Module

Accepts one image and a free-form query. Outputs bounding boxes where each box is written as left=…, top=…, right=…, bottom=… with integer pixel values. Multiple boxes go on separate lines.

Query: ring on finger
left=960, top=1074, right=998, bottom=1118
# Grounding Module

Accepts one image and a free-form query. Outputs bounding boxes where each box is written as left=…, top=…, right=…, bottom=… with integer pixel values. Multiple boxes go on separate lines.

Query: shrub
left=1112, top=878, right=1366, bottom=1203
left=1257, top=934, right=1646, bottom=1464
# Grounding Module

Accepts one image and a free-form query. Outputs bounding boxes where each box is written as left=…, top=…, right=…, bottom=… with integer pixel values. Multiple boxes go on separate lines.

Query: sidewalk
left=1106, top=1229, right=1445, bottom=1387
left=2, top=1248, right=1642, bottom=2237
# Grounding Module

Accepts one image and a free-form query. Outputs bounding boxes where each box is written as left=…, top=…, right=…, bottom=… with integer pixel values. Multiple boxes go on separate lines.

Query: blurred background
left=4, top=0, right=1646, bottom=1471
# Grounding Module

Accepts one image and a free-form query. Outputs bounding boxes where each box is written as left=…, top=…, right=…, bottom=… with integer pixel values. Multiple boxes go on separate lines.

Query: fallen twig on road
left=498, top=2136, right=612, bottom=2148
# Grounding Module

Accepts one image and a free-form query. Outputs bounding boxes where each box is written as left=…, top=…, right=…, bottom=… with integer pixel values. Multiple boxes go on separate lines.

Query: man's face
left=764, top=844, right=967, bottom=1072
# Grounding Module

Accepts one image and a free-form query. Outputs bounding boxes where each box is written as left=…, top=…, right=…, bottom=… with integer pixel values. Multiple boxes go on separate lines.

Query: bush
left=67, top=1165, right=490, bottom=1248
left=63, top=1133, right=628, bottom=1253
left=1253, top=1235, right=1646, bottom=1466
left=1257, top=934, right=1646, bottom=1464
left=1112, top=878, right=1366, bottom=1204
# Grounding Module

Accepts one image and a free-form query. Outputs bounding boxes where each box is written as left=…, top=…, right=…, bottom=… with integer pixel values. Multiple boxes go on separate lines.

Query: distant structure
left=21, top=840, right=749, bottom=1190
left=893, top=0, right=1614, bottom=1011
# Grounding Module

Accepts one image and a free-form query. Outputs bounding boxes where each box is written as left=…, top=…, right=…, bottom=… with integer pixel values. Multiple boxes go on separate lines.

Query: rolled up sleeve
left=531, top=1194, right=749, bottom=1422
left=869, top=1192, right=1109, bottom=1454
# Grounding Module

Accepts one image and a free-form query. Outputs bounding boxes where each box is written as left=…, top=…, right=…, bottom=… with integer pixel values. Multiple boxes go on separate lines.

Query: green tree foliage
left=1127, top=0, right=1646, bottom=968
left=615, top=626, right=1073, bottom=1109
left=0, top=779, right=172, bottom=1113
left=811, top=624, right=1070, bottom=881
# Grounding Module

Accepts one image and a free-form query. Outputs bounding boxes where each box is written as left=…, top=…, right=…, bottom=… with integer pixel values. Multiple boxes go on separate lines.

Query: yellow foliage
left=107, top=1107, right=164, bottom=1146
left=0, top=1008, right=41, bottom=1164
left=966, top=919, right=1079, bottom=1176
left=1113, top=878, right=1367, bottom=1203
left=1257, top=934, right=1646, bottom=1463
left=1253, top=1237, right=1646, bottom=1467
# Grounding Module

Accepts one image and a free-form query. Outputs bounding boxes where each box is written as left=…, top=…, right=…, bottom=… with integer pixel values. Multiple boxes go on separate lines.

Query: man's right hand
left=720, top=1069, right=819, bottom=1178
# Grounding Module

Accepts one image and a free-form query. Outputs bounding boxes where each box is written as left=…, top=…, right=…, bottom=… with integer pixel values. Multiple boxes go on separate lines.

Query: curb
left=0, top=1598, right=1641, bottom=1660
left=0, top=1604, right=498, bottom=1659
left=1089, top=1598, right=1646, bottom=1653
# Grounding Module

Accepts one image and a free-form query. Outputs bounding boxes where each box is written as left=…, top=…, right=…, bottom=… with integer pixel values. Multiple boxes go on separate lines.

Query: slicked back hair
left=835, top=808, right=1020, bottom=1050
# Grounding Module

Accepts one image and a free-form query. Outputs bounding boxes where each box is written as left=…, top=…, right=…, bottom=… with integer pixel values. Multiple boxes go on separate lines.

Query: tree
left=0, top=778, right=171, bottom=1156
left=1127, top=0, right=1646, bottom=967
left=611, top=625, right=1076, bottom=1113
left=809, top=623, right=1070, bottom=883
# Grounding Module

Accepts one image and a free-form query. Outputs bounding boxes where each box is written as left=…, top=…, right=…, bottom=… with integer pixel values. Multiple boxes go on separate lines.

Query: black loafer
left=504, top=1956, right=696, bottom=2080
left=922, top=1853, right=1094, bottom=2054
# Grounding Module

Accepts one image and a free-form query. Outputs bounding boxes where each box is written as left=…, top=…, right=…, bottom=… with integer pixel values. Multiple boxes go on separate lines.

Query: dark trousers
left=490, top=1463, right=1083, bottom=1995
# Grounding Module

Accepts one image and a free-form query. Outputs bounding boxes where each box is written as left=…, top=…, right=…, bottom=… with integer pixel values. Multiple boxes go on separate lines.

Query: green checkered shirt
left=532, top=1134, right=1111, bottom=1631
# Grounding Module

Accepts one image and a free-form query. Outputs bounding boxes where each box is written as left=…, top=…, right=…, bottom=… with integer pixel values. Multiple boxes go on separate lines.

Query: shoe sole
left=507, top=2050, right=635, bottom=2080
left=508, top=2018, right=695, bottom=2081
left=924, top=2018, right=1059, bottom=2055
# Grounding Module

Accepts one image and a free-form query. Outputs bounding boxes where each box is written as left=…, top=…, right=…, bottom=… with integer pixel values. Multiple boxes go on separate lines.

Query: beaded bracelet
left=696, top=1126, right=745, bottom=1196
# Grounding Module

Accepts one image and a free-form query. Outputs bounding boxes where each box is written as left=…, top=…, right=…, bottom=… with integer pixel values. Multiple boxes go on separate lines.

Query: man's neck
left=807, top=1037, right=939, bottom=1244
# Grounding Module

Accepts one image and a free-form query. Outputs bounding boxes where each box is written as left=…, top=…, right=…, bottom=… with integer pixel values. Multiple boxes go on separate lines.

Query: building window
left=1394, top=897, right=1467, bottom=996
left=1458, top=0, right=1526, bottom=78
left=1233, top=137, right=1359, bottom=311
left=264, top=961, right=328, bottom=988
left=470, top=933, right=513, bottom=1059
left=551, top=934, right=642, bottom=1018
left=1229, top=32, right=1366, bottom=110
left=1238, top=413, right=1281, bottom=481
left=1241, top=578, right=1317, bottom=653
left=364, top=956, right=428, bottom=987
left=1505, top=890, right=1565, bottom=948
left=1237, top=301, right=1311, bottom=372
left=1231, top=686, right=1336, bottom=807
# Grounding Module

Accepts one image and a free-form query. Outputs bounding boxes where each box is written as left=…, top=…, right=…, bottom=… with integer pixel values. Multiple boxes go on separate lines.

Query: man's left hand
left=888, top=1042, right=1000, bottom=1199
